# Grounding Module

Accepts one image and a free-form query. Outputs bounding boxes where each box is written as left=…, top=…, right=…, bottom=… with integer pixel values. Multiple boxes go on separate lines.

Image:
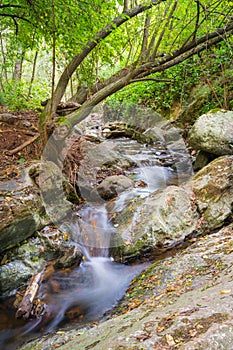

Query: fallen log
left=16, top=272, right=43, bottom=320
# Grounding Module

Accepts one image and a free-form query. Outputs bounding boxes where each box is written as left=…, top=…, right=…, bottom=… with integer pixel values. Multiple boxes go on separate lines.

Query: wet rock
left=191, top=155, right=233, bottom=231
left=0, top=164, right=49, bottom=253
left=112, top=186, right=199, bottom=261
left=97, top=175, right=134, bottom=200
left=77, top=139, right=135, bottom=201
left=140, top=126, right=165, bottom=143
left=19, top=224, right=233, bottom=350
left=38, top=161, right=74, bottom=224
left=112, top=155, right=233, bottom=261
left=188, top=109, right=233, bottom=155
left=0, top=226, right=82, bottom=296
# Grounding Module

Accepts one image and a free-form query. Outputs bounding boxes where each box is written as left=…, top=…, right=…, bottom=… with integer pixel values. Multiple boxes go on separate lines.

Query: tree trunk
left=27, top=51, right=38, bottom=100
left=40, top=1, right=164, bottom=127
left=64, top=22, right=233, bottom=128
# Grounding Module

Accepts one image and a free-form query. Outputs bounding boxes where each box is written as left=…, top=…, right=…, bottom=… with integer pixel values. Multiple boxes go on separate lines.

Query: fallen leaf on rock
left=157, top=326, right=165, bottom=333
left=196, top=324, right=204, bottom=330
left=63, top=233, right=69, bottom=241
left=220, top=289, right=232, bottom=294
left=166, top=334, right=176, bottom=346
left=39, top=246, right=45, bottom=253
left=155, top=292, right=166, bottom=301
left=189, top=329, right=197, bottom=337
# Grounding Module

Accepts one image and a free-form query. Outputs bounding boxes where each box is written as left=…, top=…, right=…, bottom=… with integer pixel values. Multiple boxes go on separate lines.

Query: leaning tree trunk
left=39, top=1, right=166, bottom=144
left=64, top=21, right=233, bottom=129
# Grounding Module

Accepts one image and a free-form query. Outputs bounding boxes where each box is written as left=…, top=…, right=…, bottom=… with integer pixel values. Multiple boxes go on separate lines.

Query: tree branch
left=48, top=0, right=166, bottom=115
left=64, top=21, right=233, bottom=128
left=130, top=77, right=174, bottom=83
left=193, top=0, right=201, bottom=40
left=0, top=4, right=25, bottom=9
left=151, top=0, right=177, bottom=60
left=7, top=134, right=39, bottom=155
left=0, top=13, right=30, bottom=23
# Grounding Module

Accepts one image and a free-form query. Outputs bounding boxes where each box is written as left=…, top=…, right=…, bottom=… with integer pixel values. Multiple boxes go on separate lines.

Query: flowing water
left=0, top=136, right=192, bottom=350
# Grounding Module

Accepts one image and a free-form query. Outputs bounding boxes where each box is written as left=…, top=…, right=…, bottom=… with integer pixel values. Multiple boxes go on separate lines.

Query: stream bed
left=0, top=133, right=192, bottom=350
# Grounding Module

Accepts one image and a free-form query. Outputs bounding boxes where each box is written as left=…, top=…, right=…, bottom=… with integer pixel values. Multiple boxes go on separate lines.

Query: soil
left=0, top=108, right=42, bottom=182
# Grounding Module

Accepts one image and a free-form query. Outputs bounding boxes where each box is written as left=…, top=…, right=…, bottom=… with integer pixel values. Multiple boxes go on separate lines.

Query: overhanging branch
left=51, top=0, right=167, bottom=114
left=130, top=77, right=174, bottom=83
left=0, top=13, right=30, bottom=23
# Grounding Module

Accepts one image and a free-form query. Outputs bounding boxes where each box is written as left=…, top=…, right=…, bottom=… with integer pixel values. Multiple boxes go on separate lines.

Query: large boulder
left=0, top=165, right=49, bottom=253
left=0, top=226, right=82, bottom=296
left=188, top=109, right=233, bottom=155
left=111, top=155, right=233, bottom=261
left=191, top=155, right=233, bottom=231
left=112, top=185, right=199, bottom=261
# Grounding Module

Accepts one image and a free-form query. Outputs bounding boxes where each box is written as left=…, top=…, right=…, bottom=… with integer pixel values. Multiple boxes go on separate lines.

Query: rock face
left=112, top=186, right=199, bottom=261
left=97, top=175, right=134, bottom=199
left=0, top=226, right=82, bottom=296
left=188, top=109, right=233, bottom=155
left=0, top=165, right=49, bottom=253
left=191, top=155, right=233, bottom=231
left=20, top=224, right=233, bottom=350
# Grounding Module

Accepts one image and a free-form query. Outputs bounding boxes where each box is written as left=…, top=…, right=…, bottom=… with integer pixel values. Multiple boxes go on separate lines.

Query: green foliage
left=106, top=40, right=233, bottom=117
left=1, top=0, right=233, bottom=119
left=1, top=80, right=50, bottom=111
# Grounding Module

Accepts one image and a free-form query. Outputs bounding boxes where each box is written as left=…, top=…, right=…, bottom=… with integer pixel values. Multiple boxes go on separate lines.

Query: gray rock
left=77, top=139, right=135, bottom=201
left=0, top=164, right=49, bottom=253
left=113, top=185, right=199, bottom=261
left=191, top=155, right=233, bottom=230
left=0, top=227, right=82, bottom=296
left=143, top=126, right=165, bottom=143
left=19, top=224, right=233, bottom=350
left=188, top=109, right=233, bottom=155
left=97, top=175, right=134, bottom=199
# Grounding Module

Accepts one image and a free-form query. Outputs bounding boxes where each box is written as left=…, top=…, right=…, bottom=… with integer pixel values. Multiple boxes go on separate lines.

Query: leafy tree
left=39, top=0, right=233, bottom=143
left=1, top=0, right=233, bottom=141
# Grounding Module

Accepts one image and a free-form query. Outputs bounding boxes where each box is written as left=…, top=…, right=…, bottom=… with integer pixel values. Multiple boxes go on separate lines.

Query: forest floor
left=0, top=108, right=42, bottom=182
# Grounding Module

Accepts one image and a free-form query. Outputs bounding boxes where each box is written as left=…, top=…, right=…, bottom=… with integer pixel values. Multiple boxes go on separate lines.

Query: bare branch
left=193, top=0, right=201, bottom=40
left=151, top=0, right=177, bottom=60
left=131, top=77, right=174, bottom=83
left=0, top=13, right=30, bottom=23
left=140, top=13, right=151, bottom=57
left=140, top=21, right=233, bottom=76
left=7, top=134, right=39, bottom=155
left=147, top=2, right=171, bottom=57
left=123, top=0, right=129, bottom=13
left=0, top=4, right=25, bottom=9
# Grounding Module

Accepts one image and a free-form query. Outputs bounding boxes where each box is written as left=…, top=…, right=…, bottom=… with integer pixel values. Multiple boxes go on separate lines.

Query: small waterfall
left=0, top=135, right=192, bottom=349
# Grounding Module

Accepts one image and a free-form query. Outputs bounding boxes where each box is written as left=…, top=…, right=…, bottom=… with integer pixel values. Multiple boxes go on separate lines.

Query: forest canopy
left=0, top=0, right=233, bottom=140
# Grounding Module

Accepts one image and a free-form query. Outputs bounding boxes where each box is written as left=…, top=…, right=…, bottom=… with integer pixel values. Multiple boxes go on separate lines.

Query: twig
left=131, top=77, right=174, bottom=83
left=7, top=134, right=39, bottom=155
left=16, top=272, right=43, bottom=320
